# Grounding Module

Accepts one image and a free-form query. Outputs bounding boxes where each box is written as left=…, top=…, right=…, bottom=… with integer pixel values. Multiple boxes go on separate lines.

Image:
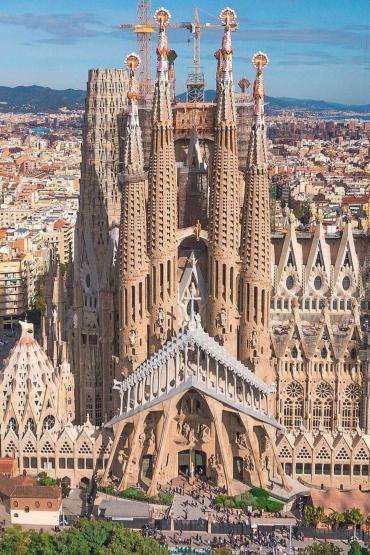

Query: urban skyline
left=0, top=0, right=369, bottom=104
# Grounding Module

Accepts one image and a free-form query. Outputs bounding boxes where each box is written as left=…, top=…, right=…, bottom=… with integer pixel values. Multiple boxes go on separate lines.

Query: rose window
left=315, top=382, right=332, bottom=399
left=286, top=381, right=303, bottom=399
left=345, top=383, right=361, bottom=400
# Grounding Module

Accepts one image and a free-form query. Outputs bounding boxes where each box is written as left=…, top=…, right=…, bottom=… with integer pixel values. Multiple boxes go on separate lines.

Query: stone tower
left=240, top=53, right=272, bottom=382
left=118, top=54, right=149, bottom=374
left=148, top=8, right=178, bottom=351
left=208, top=8, right=241, bottom=356
left=72, top=68, right=129, bottom=424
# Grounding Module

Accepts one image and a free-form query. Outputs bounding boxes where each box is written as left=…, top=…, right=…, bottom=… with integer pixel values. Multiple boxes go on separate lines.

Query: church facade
left=0, top=6, right=369, bottom=495
left=69, top=6, right=370, bottom=492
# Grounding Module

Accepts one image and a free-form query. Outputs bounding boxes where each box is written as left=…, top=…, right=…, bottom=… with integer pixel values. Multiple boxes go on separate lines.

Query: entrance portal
left=178, top=449, right=207, bottom=477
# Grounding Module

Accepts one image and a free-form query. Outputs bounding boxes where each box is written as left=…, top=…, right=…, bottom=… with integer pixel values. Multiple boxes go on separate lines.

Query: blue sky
left=0, top=0, right=369, bottom=104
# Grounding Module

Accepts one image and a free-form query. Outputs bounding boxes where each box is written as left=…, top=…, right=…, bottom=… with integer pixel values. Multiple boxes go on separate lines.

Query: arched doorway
left=80, top=477, right=90, bottom=489
left=178, top=449, right=207, bottom=477
left=62, top=476, right=71, bottom=487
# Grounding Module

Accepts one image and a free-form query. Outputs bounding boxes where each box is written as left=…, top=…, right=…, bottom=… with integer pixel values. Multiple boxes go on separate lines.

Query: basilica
left=0, top=7, right=369, bottom=495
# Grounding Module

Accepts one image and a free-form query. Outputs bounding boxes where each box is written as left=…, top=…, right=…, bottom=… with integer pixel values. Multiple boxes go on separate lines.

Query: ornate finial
left=154, top=7, right=171, bottom=29
left=125, top=53, right=141, bottom=103
left=252, top=51, right=269, bottom=71
left=252, top=51, right=269, bottom=117
left=154, top=7, right=171, bottom=78
left=238, top=78, right=250, bottom=93
left=125, top=52, right=141, bottom=78
left=219, top=8, right=237, bottom=59
left=219, top=7, right=237, bottom=28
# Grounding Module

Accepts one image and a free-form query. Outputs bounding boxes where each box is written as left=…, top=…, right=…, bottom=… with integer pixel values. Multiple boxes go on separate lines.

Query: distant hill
left=0, top=85, right=85, bottom=112
left=264, top=96, right=370, bottom=113
left=0, top=85, right=369, bottom=114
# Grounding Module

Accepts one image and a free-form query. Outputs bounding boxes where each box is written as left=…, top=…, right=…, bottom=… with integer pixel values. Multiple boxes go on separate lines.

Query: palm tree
left=304, top=505, right=325, bottom=528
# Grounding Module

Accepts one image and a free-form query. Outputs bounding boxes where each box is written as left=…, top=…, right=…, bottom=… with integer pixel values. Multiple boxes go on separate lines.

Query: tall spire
left=123, top=53, right=145, bottom=175
left=208, top=8, right=241, bottom=356
left=239, top=52, right=271, bottom=381
left=118, top=53, right=149, bottom=374
left=215, top=8, right=236, bottom=126
left=148, top=7, right=178, bottom=351
left=152, top=7, right=173, bottom=125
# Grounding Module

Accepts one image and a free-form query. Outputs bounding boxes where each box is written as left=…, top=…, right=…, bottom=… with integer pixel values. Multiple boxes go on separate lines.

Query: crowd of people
left=163, top=530, right=297, bottom=554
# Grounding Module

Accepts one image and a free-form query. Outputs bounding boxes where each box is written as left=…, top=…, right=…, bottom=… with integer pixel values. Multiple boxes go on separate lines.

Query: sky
left=0, top=0, right=369, bottom=104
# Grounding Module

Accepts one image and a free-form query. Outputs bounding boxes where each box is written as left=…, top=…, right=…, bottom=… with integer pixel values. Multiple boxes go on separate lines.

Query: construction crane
left=120, top=3, right=236, bottom=103
left=181, top=8, right=219, bottom=102
left=120, top=0, right=155, bottom=100
left=181, top=8, right=238, bottom=102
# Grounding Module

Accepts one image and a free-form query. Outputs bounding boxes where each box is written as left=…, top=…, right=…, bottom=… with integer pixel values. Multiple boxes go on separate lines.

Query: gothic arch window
left=95, top=394, right=102, bottom=426
left=291, top=346, right=298, bottom=359
left=342, top=383, right=361, bottom=430
left=43, top=415, right=55, bottom=431
left=283, top=382, right=304, bottom=429
left=26, top=418, right=35, bottom=432
left=312, top=383, right=333, bottom=431
left=323, top=401, right=332, bottom=429
left=86, top=395, right=93, bottom=416
left=7, top=418, right=18, bottom=434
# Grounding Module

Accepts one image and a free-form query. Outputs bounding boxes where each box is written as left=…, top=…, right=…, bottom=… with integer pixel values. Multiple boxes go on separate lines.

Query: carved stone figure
left=129, top=329, right=137, bottom=348
left=156, top=307, right=165, bottom=328
left=244, top=453, right=255, bottom=472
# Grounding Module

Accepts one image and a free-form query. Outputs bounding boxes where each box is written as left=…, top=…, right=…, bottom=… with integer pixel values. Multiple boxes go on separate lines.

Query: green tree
left=293, top=202, right=311, bottom=226
left=54, top=526, right=90, bottom=555
left=0, top=519, right=170, bottom=555
left=31, top=281, right=46, bottom=313
left=28, top=530, right=56, bottom=555
left=345, top=508, right=365, bottom=527
left=349, top=541, right=365, bottom=555
left=55, top=519, right=169, bottom=555
left=59, top=263, right=67, bottom=276
left=324, top=510, right=346, bottom=530
left=301, top=541, right=343, bottom=555
left=0, top=526, right=30, bottom=555
left=304, top=505, right=325, bottom=528
left=99, top=525, right=168, bottom=555
left=37, top=472, right=70, bottom=498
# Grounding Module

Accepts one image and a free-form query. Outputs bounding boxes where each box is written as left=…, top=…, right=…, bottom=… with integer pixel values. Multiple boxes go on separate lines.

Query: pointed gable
left=305, top=222, right=331, bottom=287
left=276, top=223, right=303, bottom=286
left=333, top=223, right=359, bottom=286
